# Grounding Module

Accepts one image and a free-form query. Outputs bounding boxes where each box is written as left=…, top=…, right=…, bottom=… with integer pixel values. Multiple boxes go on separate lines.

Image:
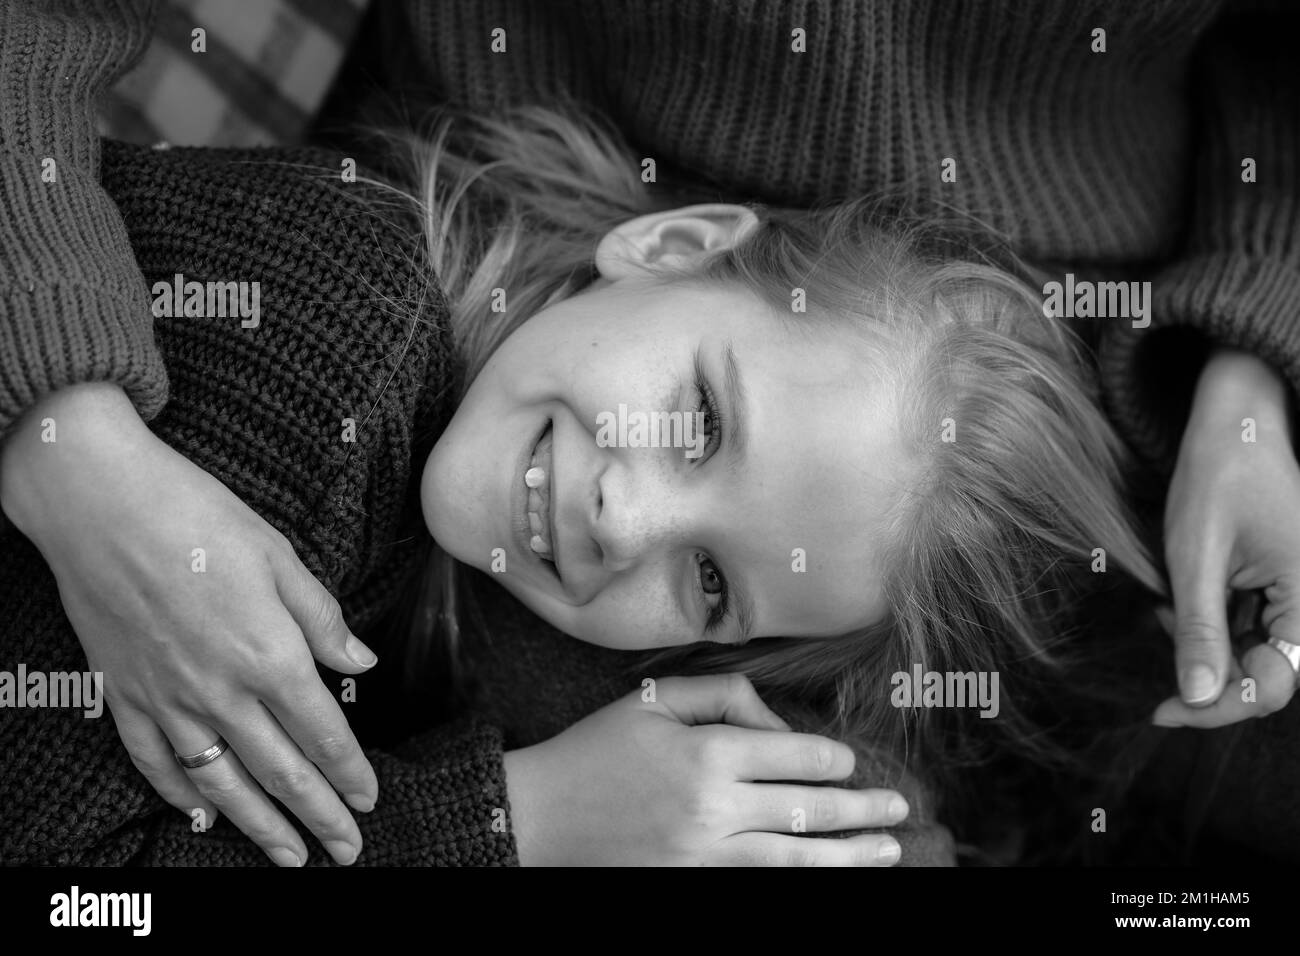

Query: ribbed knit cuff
left=0, top=0, right=167, bottom=438
left=1099, top=253, right=1300, bottom=473
left=0, top=152, right=169, bottom=438
left=380, top=718, right=520, bottom=866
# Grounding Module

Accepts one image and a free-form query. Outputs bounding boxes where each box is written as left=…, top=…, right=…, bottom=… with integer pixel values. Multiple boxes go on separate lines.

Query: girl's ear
left=595, top=204, right=760, bottom=279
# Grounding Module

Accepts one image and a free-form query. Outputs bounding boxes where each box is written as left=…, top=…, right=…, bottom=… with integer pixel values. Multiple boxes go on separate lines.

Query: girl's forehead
left=732, top=322, right=896, bottom=397
left=593, top=278, right=901, bottom=397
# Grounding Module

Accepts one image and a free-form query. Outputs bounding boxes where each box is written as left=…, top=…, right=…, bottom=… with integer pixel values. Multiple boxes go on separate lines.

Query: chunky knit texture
left=392, top=0, right=1300, bottom=469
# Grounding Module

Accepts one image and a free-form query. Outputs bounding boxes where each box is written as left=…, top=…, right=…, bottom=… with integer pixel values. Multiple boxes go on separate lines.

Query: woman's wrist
left=0, top=382, right=149, bottom=537
left=1187, top=348, right=1295, bottom=442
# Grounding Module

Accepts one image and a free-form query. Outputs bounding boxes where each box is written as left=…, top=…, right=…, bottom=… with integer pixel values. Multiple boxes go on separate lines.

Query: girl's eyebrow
left=720, top=339, right=750, bottom=471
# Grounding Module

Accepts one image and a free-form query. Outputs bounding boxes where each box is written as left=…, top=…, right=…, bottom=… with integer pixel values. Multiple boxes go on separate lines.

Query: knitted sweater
left=388, top=0, right=1300, bottom=470
left=0, top=1, right=954, bottom=865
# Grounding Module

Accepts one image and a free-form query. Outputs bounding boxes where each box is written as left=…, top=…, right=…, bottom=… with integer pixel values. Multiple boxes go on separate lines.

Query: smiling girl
left=397, top=102, right=1169, bottom=796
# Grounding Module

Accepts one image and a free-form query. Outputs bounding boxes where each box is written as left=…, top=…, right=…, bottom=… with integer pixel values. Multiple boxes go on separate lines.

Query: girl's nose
left=587, top=453, right=696, bottom=574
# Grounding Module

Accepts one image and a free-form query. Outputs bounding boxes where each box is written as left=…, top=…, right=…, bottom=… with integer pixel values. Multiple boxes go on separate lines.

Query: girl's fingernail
left=269, top=847, right=303, bottom=868
left=346, top=635, right=377, bottom=668
left=888, top=797, right=909, bottom=822
left=877, top=838, right=901, bottom=863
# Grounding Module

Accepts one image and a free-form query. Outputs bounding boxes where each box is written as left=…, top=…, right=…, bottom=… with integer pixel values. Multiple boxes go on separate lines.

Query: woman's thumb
left=1170, top=580, right=1232, bottom=706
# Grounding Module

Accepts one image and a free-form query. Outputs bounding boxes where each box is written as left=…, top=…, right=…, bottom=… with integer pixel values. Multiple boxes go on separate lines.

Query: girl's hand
left=1155, top=348, right=1300, bottom=727
left=503, top=674, right=909, bottom=865
left=0, top=383, right=379, bottom=867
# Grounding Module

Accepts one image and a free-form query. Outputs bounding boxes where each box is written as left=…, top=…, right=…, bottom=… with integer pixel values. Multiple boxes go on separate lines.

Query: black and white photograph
left=0, top=0, right=1296, bottom=935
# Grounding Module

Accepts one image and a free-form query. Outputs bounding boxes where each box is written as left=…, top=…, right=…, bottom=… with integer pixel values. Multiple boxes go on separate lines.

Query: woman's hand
left=503, top=673, right=909, bottom=865
left=1155, top=348, right=1300, bottom=727
left=0, top=383, right=379, bottom=866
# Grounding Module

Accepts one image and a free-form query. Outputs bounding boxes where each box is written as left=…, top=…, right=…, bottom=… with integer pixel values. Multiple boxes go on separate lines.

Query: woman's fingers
left=738, top=783, right=908, bottom=833
left=1154, top=640, right=1296, bottom=727
left=109, top=705, right=219, bottom=828
left=263, top=660, right=378, bottom=812
left=1258, top=583, right=1300, bottom=714
left=268, top=555, right=379, bottom=812
left=1153, top=656, right=1246, bottom=728
left=713, top=832, right=903, bottom=867
left=1240, top=640, right=1297, bottom=717
left=1152, top=690, right=1249, bottom=728
left=213, top=707, right=364, bottom=865
left=272, top=550, right=378, bottom=674
left=163, top=719, right=311, bottom=868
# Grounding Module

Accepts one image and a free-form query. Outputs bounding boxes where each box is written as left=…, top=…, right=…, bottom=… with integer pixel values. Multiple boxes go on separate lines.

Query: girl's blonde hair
left=368, top=101, right=1165, bottom=831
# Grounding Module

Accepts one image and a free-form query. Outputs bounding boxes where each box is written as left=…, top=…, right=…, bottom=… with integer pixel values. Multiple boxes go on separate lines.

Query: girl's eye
left=696, top=554, right=729, bottom=634
left=699, top=556, right=723, bottom=595
left=699, top=391, right=714, bottom=437
left=693, top=376, right=724, bottom=460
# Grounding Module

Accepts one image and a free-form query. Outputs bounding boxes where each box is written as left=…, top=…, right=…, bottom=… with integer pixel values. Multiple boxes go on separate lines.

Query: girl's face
left=423, top=205, right=915, bottom=649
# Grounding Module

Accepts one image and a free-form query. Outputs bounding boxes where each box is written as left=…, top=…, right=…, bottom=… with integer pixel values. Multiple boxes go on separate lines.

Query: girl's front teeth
left=525, top=426, right=554, bottom=560
left=527, top=485, right=551, bottom=557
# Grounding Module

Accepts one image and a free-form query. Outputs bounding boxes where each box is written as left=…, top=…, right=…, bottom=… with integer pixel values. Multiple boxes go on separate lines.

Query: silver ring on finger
left=175, top=736, right=230, bottom=769
left=1266, top=636, right=1300, bottom=686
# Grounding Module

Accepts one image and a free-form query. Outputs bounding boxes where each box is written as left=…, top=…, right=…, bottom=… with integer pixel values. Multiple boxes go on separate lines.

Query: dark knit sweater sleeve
left=0, top=0, right=169, bottom=438
left=1099, top=0, right=1300, bottom=469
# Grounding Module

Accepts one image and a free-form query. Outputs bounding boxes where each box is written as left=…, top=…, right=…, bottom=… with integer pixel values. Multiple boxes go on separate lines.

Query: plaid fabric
left=97, top=0, right=369, bottom=148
